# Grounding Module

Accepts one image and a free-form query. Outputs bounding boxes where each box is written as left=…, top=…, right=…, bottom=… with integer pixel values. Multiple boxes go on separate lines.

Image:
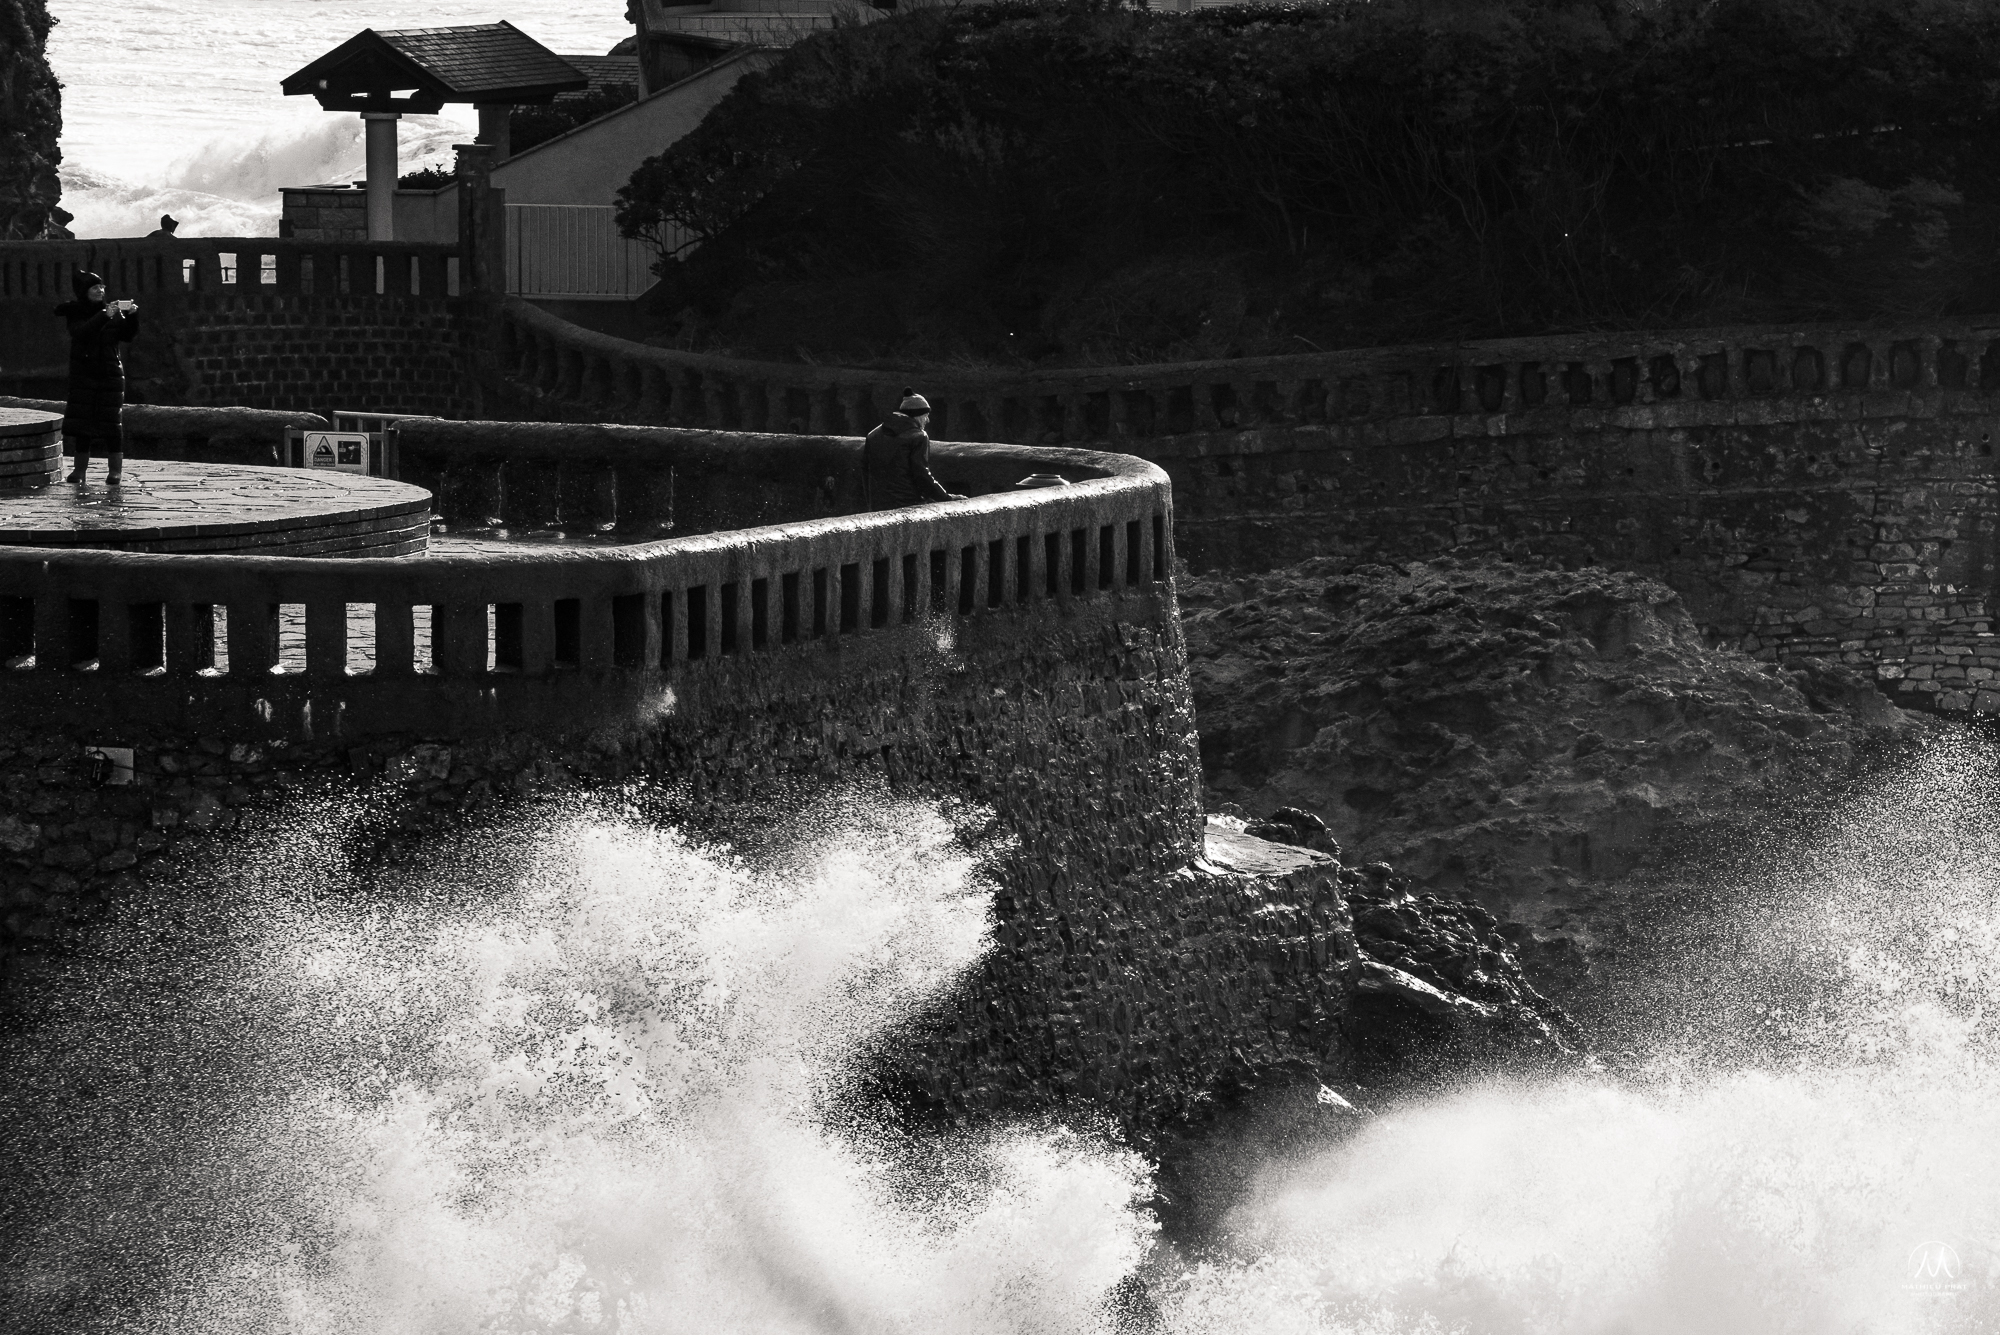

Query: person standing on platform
left=863, top=387, right=965, bottom=508
left=53, top=270, right=138, bottom=485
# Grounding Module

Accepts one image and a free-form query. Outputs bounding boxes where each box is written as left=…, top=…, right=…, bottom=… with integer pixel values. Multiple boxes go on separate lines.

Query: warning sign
left=303, top=431, right=370, bottom=474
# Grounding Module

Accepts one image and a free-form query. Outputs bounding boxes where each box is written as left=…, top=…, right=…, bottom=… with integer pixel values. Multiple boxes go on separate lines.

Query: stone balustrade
left=0, top=398, right=328, bottom=468
left=491, top=298, right=2000, bottom=446
left=0, top=430, right=1173, bottom=741
left=0, top=237, right=459, bottom=306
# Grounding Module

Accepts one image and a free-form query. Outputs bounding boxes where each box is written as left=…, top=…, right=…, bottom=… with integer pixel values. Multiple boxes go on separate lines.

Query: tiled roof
left=554, top=55, right=642, bottom=98
left=284, top=22, right=588, bottom=106
left=373, top=22, right=587, bottom=99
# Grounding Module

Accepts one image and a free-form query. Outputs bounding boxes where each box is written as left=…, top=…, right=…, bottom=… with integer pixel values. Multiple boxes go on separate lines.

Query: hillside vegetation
left=0, top=0, right=62, bottom=240
left=618, top=0, right=2000, bottom=366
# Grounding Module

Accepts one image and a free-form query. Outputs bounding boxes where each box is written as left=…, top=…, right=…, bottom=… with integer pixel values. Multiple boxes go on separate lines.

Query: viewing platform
left=0, top=410, right=1175, bottom=745
left=0, top=457, right=431, bottom=558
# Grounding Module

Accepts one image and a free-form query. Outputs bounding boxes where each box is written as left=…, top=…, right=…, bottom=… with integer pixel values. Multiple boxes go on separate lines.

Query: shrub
left=615, top=0, right=2000, bottom=359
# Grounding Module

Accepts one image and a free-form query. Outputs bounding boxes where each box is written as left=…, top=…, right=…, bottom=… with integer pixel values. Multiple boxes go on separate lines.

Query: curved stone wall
left=486, top=302, right=2000, bottom=714
left=0, top=425, right=1362, bottom=1131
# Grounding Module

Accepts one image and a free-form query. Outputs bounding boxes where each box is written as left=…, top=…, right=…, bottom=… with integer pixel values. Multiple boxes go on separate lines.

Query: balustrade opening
left=277, top=603, right=307, bottom=673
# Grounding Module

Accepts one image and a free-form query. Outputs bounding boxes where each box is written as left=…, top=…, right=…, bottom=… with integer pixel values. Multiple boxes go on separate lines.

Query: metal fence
left=505, top=205, right=668, bottom=302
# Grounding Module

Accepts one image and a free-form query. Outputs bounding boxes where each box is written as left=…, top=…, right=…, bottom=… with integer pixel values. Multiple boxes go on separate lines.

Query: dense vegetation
left=616, top=0, right=2000, bottom=366
left=0, top=0, right=63, bottom=240
left=511, top=80, right=641, bottom=156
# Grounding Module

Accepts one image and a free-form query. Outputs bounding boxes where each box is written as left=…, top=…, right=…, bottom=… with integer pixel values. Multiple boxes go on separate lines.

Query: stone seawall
left=0, top=590, right=1356, bottom=1124
left=476, top=306, right=2000, bottom=716
left=1160, top=388, right=2000, bottom=715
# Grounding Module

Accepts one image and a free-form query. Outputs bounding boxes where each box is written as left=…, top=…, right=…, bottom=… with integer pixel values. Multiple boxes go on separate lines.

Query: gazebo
left=281, top=22, right=587, bottom=241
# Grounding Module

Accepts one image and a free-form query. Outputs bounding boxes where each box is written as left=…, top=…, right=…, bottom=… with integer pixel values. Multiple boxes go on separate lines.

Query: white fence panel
left=505, top=204, right=665, bottom=300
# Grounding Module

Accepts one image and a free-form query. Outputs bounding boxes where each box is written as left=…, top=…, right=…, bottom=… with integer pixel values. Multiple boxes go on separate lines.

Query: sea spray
left=1147, top=735, right=2000, bottom=1334
left=1, top=788, right=1155, bottom=1334
left=59, top=118, right=469, bottom=239
left=12, top=739, right=2000, bottom=1332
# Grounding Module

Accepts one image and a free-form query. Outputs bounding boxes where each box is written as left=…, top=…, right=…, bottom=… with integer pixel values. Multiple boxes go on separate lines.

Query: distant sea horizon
left=46, top=0, right=633, bottom=238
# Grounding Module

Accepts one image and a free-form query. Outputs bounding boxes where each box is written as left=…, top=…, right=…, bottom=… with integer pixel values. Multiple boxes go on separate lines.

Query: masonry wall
left=172, top=293, right=475, bottom=418
left=1154, top=393, right=2000, bottom=714
left=0, top=585, right=1356, bottom=1124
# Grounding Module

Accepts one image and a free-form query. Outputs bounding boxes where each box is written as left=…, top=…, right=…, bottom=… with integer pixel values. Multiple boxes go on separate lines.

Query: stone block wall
left=277, top=187, right=367, bottom=243
left=172, top=294, right=475, bottom=418
left=2, top=587, right=1365, bottom=1123
left=1159, top=397, right=2000, bottom=715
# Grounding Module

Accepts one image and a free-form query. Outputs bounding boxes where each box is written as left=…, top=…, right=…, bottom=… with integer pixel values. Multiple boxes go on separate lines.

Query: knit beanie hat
left=71, top=269, right=104, bottom=301
left=898, top=387, right=931, bottom=414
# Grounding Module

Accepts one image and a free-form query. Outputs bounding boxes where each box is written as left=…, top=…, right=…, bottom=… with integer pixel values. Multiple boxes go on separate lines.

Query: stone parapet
left=476, top=302, right=2000, bottom=717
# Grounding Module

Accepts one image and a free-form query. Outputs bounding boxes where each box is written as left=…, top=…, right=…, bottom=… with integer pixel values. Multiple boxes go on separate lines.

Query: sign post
left=299, top=430, right=371, bottom=474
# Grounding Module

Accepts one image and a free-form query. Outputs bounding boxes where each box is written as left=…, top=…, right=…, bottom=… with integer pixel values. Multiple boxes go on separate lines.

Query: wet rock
left=1182, top=554, right=1934, bottom=998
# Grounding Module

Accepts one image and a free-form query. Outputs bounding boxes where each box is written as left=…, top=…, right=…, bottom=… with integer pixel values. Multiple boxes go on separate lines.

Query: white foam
left=8, top=791, right=1154, bottom=1332
left=61, top=118, right=472, bottom=239
left=17, top=741, right=2000, bottom=1331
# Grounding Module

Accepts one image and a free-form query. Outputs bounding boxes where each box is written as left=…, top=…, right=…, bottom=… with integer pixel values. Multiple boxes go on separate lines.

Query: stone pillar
left=475, top=103, right=511, bottom=162
left=362, top=112, right=400, bottom=241
left=454, top=142, right=507, bottom=296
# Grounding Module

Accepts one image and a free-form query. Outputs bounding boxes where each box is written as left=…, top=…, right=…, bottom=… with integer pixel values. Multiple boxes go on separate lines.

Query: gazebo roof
left=282, top=21, right=588, bottom=113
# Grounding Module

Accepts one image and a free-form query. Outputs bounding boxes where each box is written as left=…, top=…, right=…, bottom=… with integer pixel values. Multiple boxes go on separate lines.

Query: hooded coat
left=53, top=270, right=138, bottom=444
left=862, top=411, right=952, bottom=508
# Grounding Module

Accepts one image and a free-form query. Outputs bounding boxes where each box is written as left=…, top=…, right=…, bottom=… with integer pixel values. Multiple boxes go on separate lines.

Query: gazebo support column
left=362, top=111, right=400, bottom=241
left=475, top=103, right=511, bottom=162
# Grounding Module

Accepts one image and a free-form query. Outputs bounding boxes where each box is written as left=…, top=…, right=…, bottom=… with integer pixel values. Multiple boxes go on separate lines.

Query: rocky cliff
left=0, top=0, right=62, bottom=240
left=1182, top=555, right=1936, bottom=1004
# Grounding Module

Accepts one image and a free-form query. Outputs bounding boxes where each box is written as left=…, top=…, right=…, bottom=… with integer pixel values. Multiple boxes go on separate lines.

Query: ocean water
left=7, top=743, right=2000, bottom=1333
left=45, top=0, right=634, bottom=238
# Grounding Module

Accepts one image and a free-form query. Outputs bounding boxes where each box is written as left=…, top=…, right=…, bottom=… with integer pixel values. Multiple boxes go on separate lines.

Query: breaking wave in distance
left=45, top=0, right=632, bottom=238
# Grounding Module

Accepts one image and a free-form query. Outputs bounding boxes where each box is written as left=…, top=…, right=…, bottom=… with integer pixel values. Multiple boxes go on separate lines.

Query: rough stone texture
left=0, top=0, right=61, bottom=241
left=0, top=594, right=1369, bottom=1130
left=881, top=819, right=1359, bottom=1131
left=0, top=458, right=430, bottom=555
left=1159, top=400, right=2000, bottom=718
left=278, top=188, right=368, bottom=243
left=0, top=290, right=476, bottom=419
left=172, top=295, right=473, bottom=417
left=1182, top=554, right=1934, bottom=983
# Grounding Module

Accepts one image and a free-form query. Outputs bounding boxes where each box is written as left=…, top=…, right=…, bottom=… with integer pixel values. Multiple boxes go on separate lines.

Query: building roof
left=555, top=54, right=643, bottom=98
left=282, top=22, right=588, bottom=112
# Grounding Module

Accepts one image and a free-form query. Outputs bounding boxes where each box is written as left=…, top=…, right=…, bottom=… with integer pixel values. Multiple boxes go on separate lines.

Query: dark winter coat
left=862, top=412, right=952, bottom=507
left=53, top=298, right=138, bottom=443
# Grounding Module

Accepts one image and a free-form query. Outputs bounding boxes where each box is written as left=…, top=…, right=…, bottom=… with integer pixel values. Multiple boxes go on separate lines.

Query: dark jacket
left=862, top=412, right=952, bottom=507
left=53, top=299, right=137, bottom=442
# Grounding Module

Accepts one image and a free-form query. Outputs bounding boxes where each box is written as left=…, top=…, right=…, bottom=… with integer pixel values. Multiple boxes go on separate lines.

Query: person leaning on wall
left=52, top=269, right=138, bottom=485
left=862, top=387, right=966, bottom=508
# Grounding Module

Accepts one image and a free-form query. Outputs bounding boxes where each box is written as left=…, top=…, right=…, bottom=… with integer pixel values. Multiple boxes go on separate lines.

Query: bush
left=512, top=83, right=642, bottom=156
left=615, top=0, right=2000, bottom=362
